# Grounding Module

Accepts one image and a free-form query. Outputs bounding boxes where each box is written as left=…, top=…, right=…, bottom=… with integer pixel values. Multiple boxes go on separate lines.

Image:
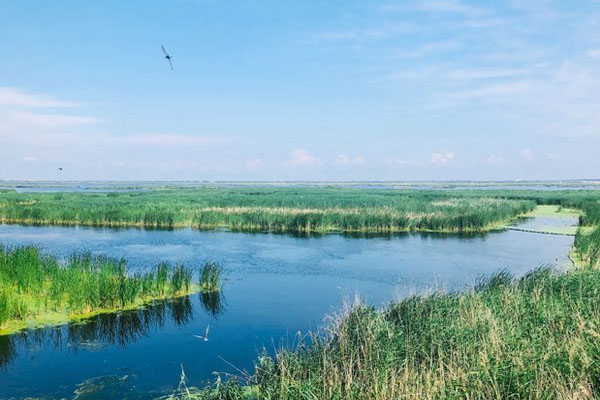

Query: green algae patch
left=521, top=205, right=581, bottom=218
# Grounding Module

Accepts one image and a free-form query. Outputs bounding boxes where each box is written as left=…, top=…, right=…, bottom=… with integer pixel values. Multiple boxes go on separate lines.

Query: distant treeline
left=0, top=188, right=537, bottom=233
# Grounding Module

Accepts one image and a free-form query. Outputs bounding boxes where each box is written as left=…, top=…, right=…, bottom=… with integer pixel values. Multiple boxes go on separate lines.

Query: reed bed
left=0, top=188, right=536, bottom=233
left=0, top=246, right=194, bottom=334
left=199, top=262, right=222, bottom=293
left=170, top=265, right=600, bottom=400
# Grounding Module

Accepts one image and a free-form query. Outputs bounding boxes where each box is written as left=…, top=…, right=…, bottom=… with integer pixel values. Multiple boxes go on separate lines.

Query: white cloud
left=393, top=41, right=463, bottom=60
left=11, top=110, right=100, bottom=126
left=313, top=23, right=418, bottom=43
left=0, top=87, right=80, bottom=108
left=587, top=49, right=600, bottom=60
left=430, top=150, right=454, bottom=164
left=123, top=133, right=231, bottom=147
left=245, top=158, right=266, bottom=169
left=447, top=67, right=532, bottom=80
left=414, top=1, right=487, bottom=16
left=386, top=157, right=411, bottom=166
left=441, top=80, right=537, bottom=103
left=485, top=154, right=503, bottom=165
left=285, top=148, right=321, bottom=167
left=520, top=147, right=533, bottom=160
left=335, top=154, right=365, bottom=166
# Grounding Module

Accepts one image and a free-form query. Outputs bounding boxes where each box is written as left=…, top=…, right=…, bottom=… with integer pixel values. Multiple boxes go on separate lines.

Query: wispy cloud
left=313, top=22, right=418, bottom=43
left=587, top=49, right=600, bottom=60
left=446, top=67, right=533, bottom=80
left=11, top=110, right=100, bottom=126
left=520, top=147, right=533, bottom=160
left=485, top=154, right=503, bottom=165
left=0, top=87, right=80, bottom=108
left=335, top=154, right=365, bottom=166
left=431, top=151, right=454, bottom=164
left=285, top=148, right=321, bottom=167
left=245, top=158, right=266, bottom=169
left=413, top=1, right=487, bottom=16
left=386, top=157, right=411, bottom=166
left=123, top=133, right=231, bottom=147
left=393, top=41, right=463, bottom=60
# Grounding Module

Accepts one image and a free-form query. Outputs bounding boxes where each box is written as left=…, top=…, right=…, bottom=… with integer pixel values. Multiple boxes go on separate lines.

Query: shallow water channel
left=0, top=218, right=576, bottom=399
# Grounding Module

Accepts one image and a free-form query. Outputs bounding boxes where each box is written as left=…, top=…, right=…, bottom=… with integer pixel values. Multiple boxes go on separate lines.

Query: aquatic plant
left=199, top=262, right=222, bottom=293
left=575, top=225, right=600, bottom=266
left=0, top=246, right=195, bottom=334
left=0, top=187, right=541, bottom=233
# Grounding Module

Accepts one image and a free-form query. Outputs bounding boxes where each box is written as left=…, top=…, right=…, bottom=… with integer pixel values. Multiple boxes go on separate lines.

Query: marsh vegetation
left=199, top=262, right=222, bottom=293
left=0, top=188, right=536, bottom=233
left=0, top=246, right=195, bottom=334
left=0, top=186, right=599, bottom=399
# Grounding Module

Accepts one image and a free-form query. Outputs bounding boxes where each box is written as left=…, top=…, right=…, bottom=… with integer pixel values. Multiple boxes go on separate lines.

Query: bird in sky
left=57, top=167, right=63, bottom=171
left=161, top=45, right=173, bottom=71
left=193, top=325, right=210, bottom=341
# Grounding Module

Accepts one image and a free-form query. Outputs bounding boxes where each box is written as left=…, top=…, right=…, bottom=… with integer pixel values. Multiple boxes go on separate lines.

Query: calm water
left=0, top=222, right=575, bottom=399
left=2, top=180, right=599, bottom=192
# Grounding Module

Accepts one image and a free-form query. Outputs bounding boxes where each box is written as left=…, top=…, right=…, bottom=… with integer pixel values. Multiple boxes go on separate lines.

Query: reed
left=172, top=265, right=600, bottom=400
left=199, top=262, right=222, bottom=293
left=0, top=188, right=538, bottom=233
left=0, top=246, right=195, bottom=334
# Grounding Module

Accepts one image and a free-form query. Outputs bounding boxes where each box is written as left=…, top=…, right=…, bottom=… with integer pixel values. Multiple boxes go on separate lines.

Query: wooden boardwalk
left=506, top=227, right=576, bottom=237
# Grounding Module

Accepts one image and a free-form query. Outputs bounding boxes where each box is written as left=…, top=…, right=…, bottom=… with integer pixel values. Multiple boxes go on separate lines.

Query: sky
left=1, top=0, right=600, bottom=181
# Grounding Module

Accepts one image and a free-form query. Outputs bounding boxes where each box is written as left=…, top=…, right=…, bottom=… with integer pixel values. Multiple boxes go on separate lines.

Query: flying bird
left=161, top=45, right=173, bottom=70
left=57, top=167, right=63, bottom=171
left=193, top=325, right=210, bottom=341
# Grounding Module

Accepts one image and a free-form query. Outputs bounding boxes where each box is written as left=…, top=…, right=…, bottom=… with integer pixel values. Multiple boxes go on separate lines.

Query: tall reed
left=0, top=188, right=539, bottom=233
left=0, top=246, right=194, bottom=332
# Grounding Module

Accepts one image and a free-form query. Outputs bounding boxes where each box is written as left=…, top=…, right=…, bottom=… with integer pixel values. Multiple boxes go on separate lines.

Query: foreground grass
left=0, top=188, right=535, bottom=233
left=0, top=246, right=196, bottom=335
left=168, top=265, right=600, bottom=400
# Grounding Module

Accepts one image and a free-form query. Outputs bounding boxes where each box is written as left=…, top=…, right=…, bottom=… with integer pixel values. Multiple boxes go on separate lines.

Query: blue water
left=0, top=222, right=575, bottom=399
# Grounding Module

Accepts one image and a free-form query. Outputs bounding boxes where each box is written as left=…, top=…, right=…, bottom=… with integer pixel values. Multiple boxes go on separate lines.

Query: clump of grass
left=0, top=246, right=195, bottom=334
left=575, top=226, right=600, bottom=266
left=199, top=262, right=222, bottom=293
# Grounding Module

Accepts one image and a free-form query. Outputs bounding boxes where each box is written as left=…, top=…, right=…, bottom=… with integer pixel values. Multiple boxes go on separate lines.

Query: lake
left=0, top=220, right=576, bottom=399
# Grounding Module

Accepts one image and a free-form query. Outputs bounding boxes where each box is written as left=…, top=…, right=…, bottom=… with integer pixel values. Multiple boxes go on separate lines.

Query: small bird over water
left=161, top=45, right=173, bottom=70
left=193, top=325, right=210, bottom=341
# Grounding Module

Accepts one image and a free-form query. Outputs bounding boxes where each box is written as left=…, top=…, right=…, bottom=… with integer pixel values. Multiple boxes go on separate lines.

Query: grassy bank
left=0, top=188, right=536, bottom=233
left=0, top=246, right=196, bottom=335
left=174, top=268, right=600, bottom=400
left=165, top=197, right=600, bottom=400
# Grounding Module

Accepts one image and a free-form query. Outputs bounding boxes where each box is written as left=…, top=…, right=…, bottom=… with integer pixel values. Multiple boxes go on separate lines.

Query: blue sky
left=1, top=0, right=600, bottom=181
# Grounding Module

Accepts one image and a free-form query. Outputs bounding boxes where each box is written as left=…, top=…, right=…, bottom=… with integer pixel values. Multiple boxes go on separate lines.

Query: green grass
left=0, top=188, right=537, bottom=233
left=162, top=193, right=600, bottom=400
left=166, top=265, right=600, bottom=400
left=199, top=262, right=222, bottom=293
left=0, top=246, right=196, bottom=335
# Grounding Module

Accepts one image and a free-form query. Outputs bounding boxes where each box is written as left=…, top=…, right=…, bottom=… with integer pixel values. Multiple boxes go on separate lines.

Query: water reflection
left=0, top=294, right=222, bottom=368
left=199, top=291, right=225, bottom=318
